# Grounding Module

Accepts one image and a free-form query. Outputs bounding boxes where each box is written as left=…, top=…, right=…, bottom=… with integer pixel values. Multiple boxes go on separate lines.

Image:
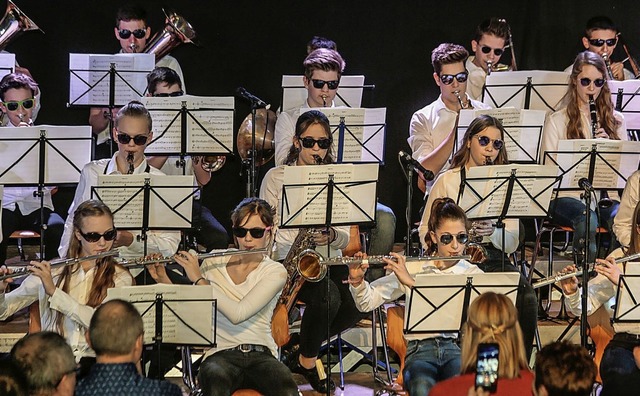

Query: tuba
left=237, top=108, right=276, bottom=166
left=143, top=8, right=199, bottom=62
left=0, top=0, right=43, bottom=51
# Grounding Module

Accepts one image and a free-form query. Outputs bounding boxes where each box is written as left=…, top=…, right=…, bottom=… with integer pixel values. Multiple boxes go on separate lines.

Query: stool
left=9, top=230, right=41, bottom=261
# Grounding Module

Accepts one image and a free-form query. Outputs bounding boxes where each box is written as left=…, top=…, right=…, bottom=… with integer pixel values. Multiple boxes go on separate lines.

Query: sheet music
left=609, top=80, right=640, bottom=130
left=459, top=164, right=558, bottom=218
left=281, top=75, right=366, bottom=111
left=280, top=164, right=378, bottom=227
left=0, top=125, right=91, bottom=184
left=142, top=95, right=235, bottom=155
left=482, top=70, right=569, bottom=112
left=149, top=176, right=195, bottom=228
left=107, top=284, right=216, bottom=345
left=553, top=140, right=640, bottom=189
left=316, top=107, right=386, bottom=163
left=0, top=53, right=15, bottom=80
left=69, top=53, right=155, bottom=106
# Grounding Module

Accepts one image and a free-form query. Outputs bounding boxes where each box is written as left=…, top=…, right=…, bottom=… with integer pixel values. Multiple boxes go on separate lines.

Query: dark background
left=9, top=0, right=640, bottom=243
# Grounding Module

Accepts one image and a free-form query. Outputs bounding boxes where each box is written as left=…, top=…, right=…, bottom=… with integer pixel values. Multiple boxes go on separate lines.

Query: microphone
left=399, top=151, right=434, bottom=181
left=235, top=87, right=267, bottom=108
left=578, top=177, right=594, bottom=192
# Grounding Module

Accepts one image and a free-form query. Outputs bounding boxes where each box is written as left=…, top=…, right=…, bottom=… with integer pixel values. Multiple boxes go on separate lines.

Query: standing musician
left=408, top=43, right=492, bottom=194
left=613, top=169, right=640, bottom=248
left=541, top=51, right=627, bottom=262
left=147, top=197, right=300, bottom=396
left=419, top=114, right=538, bottom=358
left=260, top=110, right=366, bottom=393
left=348, top=198, right=483, bottom=396
left=0, top=200, right=133, bottom=374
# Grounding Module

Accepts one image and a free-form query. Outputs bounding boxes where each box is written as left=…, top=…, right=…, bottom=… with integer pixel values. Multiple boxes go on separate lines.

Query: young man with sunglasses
left=0, top=73, right=65, bottom=265
left=466, top=18, right=511, bottom=101
left=408, top=43, right=491, bottom=194
left=89, top=5, right=186, bottom=160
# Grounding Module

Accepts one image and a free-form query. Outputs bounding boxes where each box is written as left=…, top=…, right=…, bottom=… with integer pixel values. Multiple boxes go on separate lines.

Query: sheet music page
left=0, top=53, right=15, bottom=81
left=482, top=70, right=569, bottom=112
left=281, top=75, right=366, bottom=111
left=141, top=96, right=182, bottom=152
left=148, top=175, right=195, bottom=228
left=95, top=174, right=147, bottom=228
left=280, top=164, right=378, bottom=227
left=106, top=284, right=216, bottom=345
left=609, top=80, right=640, bottom=129
left=0, top=127, right=45, bottom=184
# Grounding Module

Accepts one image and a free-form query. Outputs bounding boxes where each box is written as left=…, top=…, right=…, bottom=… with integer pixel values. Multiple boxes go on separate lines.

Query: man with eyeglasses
left=564, top=16, right=633, bottom=81
left=0, top=73, right=64, bottom=265
left=408, top=43, right=491, bottom=194
left=89, top=5, right=186, bottom=160
left=466, top=18, right=511, bottom=101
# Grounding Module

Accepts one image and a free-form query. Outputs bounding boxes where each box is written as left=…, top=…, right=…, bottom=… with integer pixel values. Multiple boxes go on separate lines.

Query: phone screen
left=475, top=343, right=499, bottom=393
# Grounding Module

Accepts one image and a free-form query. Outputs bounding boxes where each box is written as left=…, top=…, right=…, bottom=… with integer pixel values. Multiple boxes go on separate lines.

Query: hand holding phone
left=475, top=343, right=499, bottom=393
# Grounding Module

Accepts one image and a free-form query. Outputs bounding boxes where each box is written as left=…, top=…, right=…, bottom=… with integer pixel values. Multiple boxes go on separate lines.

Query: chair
left=8, top=230, right=40, bottom=261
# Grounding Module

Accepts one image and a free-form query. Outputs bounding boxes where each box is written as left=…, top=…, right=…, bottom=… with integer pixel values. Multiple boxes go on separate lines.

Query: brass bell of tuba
left=143, top=8, right=199, bottom=62
left=0, top=0, right=43, bottom=52
left=237, top=108, right=276, bottom=166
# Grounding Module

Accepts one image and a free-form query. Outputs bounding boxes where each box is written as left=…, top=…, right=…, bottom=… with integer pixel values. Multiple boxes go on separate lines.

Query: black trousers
left=0, top=206, right=64, bottom=263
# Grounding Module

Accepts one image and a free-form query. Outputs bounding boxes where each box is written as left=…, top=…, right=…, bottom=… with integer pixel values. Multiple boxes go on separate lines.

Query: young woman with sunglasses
left=418, top=114, right=538, bottom=360
left=147, top=197, right=300, bottom=396
left=260, top=109, right=365, bottom=393
left=348, top=197, right=482, bottom=395
left=0, top=200, right=133, bottom=371
left=542, top=51, right=627, bottom=263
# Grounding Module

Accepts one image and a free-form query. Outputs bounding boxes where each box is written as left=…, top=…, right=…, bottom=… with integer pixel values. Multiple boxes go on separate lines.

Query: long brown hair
left=561, top=51, right=621, bottom=140
left=284, top=110, right=335, bottom=166
left=450, top=114, right=509, bottom=169
left=424, top=197, right=469, bottom=254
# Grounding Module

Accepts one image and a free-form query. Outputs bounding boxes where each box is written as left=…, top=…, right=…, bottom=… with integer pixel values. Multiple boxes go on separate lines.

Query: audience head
left=89, top=299, right=144, bottom=361
left=425, top=198, right=469, bottom=262
left=146, top=66, right=183, bottom=97
left=0, top=359, right=29, bottom=396
left=113, top=100, right=153, bottom=167
left=450, top=114, right=508, bottom=168
left=471, top=18, right=510, bottom=72
left=284, top=109, right=334, bottom=166
left=230, top=197, right=276, bottom=250
left=114, top=5, right=151, bottom=53
left=534, top=341, right=596, bottom=396
left=582, top=16, right=619, bottom=57
left=303, top=48, right=346, bottom=108
left=307, top=36, right=337, bottom=54
left=0, top=73, right=38, bottom=127
left=11, top=332, right=76, bottom=396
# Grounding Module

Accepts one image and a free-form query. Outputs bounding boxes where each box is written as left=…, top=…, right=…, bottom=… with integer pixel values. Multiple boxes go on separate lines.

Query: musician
left=260, top=110, right=365, bottom=393
left=0, top=73, right=64, bottom=264
left=0, top=200, right=133, bottom=372
left=541, top=51, right=627, bottom=263
left=564, top=16, right=634, bottom=81
left=613, top=169, right=640, bottom=248
left=408, top=43, right=491, bottom=193
left=466, top=18, right=511, bottom=101
left=89, top=5, right=186, bottom=159
left=147, top=197, right=299, bottom=396
left=348, top=198, right=483, bottom=395
left=418, top=114, right=538, bottom=359
left=144, top=66, right=229, bottom=251
left=59, top=101, right=180, bottom=264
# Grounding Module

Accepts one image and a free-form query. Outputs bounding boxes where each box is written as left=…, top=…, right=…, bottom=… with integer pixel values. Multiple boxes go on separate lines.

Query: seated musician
left=0, top=73, right=64, bottom=264
left=419, top=114, right=538, bottom=358
left=348, top=198, right=483, bottom=395
left=147, top=197, right=299, bottom=396
left=614, top=169, right=640, bottom=248
left=560, top=200, right=640, bottom=389
left=0, top=200, right=133, bottom=376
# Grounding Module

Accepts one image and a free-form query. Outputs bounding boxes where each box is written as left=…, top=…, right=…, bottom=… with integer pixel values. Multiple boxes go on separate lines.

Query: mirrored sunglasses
left=311, top=79, right=339, bottom=90
left=579, top=77, right=606, bottom=88
left=3, top=98, right=34, bottom=111
left=118, top=28, right=146, bottom=39
left=439, top=71, right=469, bottom=85
left=480, top=46, right=504, bottom=56
left=79, top=229, right=117, bottom=243
left=476, top=135, right=504, bottom=150
left=588, top=38, right=617, bottom=47
left=232, top=227, right=270, bottom=238
left=439, top=233, right=469, bottom=245
left=153, top=91, right=184, bottom=97
left=300, top=137, right=332, bottom=149
left=116, top=132, right=149, bottom=146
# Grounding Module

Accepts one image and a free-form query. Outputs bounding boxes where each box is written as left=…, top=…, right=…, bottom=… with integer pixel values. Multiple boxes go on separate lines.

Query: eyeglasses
left=439, top=233, right=469, bottom=245
left=118, top=28, right=147, bottom=39
left=579, top=77, right=606, bottom=88
left=79, top=229, right=117, bottom=243
left=475, top=135, right=504, bottom=150
left=116, top=132, right=149, bottom=146
left=311, top=79, right=340, bottom=90
left=588, top=38, right=617, bottom=47
left=439, top=71, right=469, bottom=85
left=232, top=227, right=271, bottom=238
left=299, top=137, right=332, bottom=149
left=153, top=91, right=184, bottom=97
left=2, top=98, right=34, bottom=111
left=480, top=45, right=504, bottom=56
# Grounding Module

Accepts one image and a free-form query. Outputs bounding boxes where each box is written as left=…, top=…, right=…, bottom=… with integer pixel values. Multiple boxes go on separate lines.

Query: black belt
left=230, top=344, right=270, bottom=354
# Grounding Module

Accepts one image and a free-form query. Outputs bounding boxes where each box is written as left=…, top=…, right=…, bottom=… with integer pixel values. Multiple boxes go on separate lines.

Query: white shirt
left=0, top=264, right=132, bottom=360
left=58, top=153, right=180, bottom=259
left=466, top=56, right=487, bottom=101
left=613, top=169, right=640, bottom=247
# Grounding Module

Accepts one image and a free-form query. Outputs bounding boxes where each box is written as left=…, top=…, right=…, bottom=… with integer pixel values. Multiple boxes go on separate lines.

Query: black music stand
left=613, top=266, right=640, bottom=327
left=482, top=70, right=569, bottom=112
left=319, top=110, right=387, bottom=164
left=610, top=80, right=640, bottom=140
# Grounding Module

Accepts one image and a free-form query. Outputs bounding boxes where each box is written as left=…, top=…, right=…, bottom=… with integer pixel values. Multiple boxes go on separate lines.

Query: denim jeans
left=198, top=349, right=299, bottom=396
left=601, top=343, right=640, bottom=386
left=403, top=338, right=461, bottom=396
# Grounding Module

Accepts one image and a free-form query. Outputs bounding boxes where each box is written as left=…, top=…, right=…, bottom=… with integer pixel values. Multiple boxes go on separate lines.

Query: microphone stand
left=580, top=186, right=593, bottom=348
left=236, top=88, right=267, bottom=197
left=401, top=153, right=433, bottom=255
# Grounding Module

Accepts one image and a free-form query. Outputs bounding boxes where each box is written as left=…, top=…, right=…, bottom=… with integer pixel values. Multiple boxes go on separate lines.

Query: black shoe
left=290, top=359, right=335, bottom=393
left=280, top=333, right=300, bottom=367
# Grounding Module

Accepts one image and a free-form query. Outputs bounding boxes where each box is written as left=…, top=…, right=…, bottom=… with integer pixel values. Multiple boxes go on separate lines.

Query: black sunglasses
left=480, top=46, right=504, bottom=56
left=118, top=28, right=146, bottom=39
left=79, top=228, right=117, bottom=243
left=300, top=137, right=332, bottom=149
left=439, top=233, right=469, bottom=245
left=153, top=91, right=184, bottom=97
left=588, top=38, right=617, bottom=47
left=476, top=135, right=504, bottom=150
left=439, top=71, right=469, bottom=85
left=579, top=77, right=606, bottom=88
left=116, top=132, right=149, bottom=146
left=232, top=227, right=270, bottom=239
left=3, top=98, right=34, bottom=111
left=311, top=79, right=339, bottom=90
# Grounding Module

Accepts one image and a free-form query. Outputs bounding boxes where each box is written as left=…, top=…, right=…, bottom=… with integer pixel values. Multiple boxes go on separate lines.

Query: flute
left=323, top=254, right=471, bottom=267
left=119, top=248, right=268, bottom=269
left=0, top=250, right=120, bottom=282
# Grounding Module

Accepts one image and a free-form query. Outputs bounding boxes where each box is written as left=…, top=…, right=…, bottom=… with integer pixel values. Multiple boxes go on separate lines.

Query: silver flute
left=324, top=254, right=471, bottom=267
left=120, top=248, right=268, bottom=269
left=0, top=250, right=120, bottom=282
left=532, top=252, right=640, bottom=289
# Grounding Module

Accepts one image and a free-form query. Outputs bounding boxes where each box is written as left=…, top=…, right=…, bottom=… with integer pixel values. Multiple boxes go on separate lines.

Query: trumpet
left=0, top=250, right=119, bottom=282
left=321, top=94, right=328, bottom=107
left=602, top=52, right=615, bottom=80
left=453, top=90, right=471, bottom=109
left=192, top=155, right=226, bottom=173
left=119, top=248, right=268, bottom=269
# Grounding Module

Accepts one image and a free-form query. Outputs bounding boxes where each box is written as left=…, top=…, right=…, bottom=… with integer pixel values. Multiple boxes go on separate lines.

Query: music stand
left=281, top=75, right=372, bottom=111
left=613, top=264, right=640, bottom=328
left=482, top=70, right=569, bottom=112
left=106, top=284, right=217, bottom=379
left=610, top=80, right=640, bottom=140
left=0, top=125, right=92, bottom=258
left=0, top=53, right=16, bottom=81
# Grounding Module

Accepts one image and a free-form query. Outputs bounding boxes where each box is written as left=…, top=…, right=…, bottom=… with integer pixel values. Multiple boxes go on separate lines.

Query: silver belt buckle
left=239, top=344, right=252, bottom=353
